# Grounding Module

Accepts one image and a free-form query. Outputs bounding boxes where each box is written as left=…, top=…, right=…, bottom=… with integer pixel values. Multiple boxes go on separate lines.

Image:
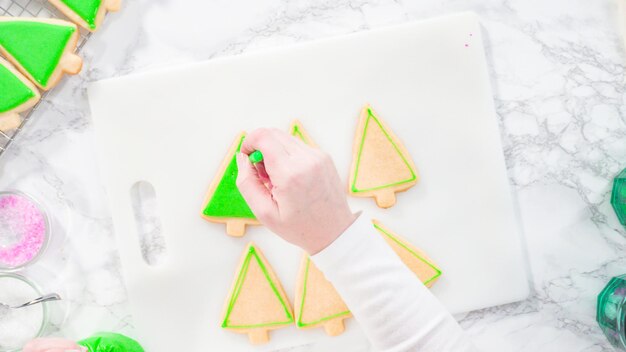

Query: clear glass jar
left=0, top=273, right=48, bottom=352
left=0, top=191, right=50, bottom=272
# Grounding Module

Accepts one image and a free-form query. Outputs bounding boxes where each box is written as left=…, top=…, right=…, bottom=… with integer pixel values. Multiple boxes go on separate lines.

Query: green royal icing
left=222, top=245, right=294, bottom=329
left=203, top=136, right=256, bottom=219
left=60, top=0, right=102, bottom=29
left=291, top=125, right=307, bottom=143
left=78, top=332, right=144, bottom=352
left=248, top=150, right=263, bottom=164
left=0, top=63, right=35, bottom=113
left=0, top=21, right=75, bottom=86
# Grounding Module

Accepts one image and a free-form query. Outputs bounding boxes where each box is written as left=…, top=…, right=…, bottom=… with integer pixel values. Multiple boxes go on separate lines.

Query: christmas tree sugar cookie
left=373, top=220, right=441, bottom=287
left=221, top=243, right=294, bottom=345
left=290, top=119, right=317, bottom=147
left=349, top=105, right=419, bottom=208
left=294, top=254, right=351, bottom=336
left=0, top=57, right=40, bottom=131
left=201, top=132, right=260, bottom=236
left=48, top=0, right=121, bottom=32
left=0, top=17, right=82, bottom=90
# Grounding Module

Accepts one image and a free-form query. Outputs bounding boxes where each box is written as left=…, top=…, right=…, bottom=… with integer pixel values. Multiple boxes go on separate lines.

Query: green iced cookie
left=0, top=62, right=36, bottom=113
left=59, top=0, right=102, bottom=29
left=0, top=20, right=75, bottom=87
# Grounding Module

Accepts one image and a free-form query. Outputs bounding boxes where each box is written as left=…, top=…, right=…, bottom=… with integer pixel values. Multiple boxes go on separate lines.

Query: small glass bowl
left=0, top=273, right=48, bottom=352
left=0, top=191, right=50, bottom=272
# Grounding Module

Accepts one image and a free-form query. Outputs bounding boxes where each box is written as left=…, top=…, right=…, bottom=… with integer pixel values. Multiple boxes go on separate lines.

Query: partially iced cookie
left=294, top=254, right=351, bottom=336
left=373, top=220, right=442, bottom=287
left=0, top=57, right=40, bottom=132
left=201, top=132, right=260, bottom=237
left=48, top=0, right=121, bottom=32
left=0, top=17, right=82, bottom=90
left=221, top=243, right=294, bottom=345
left=349, top=105, right=419, bottom=208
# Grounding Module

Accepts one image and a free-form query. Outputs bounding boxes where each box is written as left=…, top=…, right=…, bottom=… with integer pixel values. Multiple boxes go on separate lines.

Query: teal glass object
left=597, top=275, right=626, bottom=349
left=612, top=168, right=626, bottom=226
left=249, top=150, right=263, bottom=164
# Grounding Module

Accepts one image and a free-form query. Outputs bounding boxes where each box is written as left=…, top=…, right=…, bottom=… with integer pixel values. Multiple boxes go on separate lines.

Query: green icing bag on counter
left=78, top=332, right=144, bottom=352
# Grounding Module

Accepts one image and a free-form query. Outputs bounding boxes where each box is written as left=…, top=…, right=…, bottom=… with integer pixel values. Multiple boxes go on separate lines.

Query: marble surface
left=0, top=0, right=625, bottom=351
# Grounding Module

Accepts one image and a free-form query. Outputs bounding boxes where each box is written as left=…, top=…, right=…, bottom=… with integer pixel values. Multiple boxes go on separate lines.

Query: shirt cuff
left=311, top=211, right=372, bottom=273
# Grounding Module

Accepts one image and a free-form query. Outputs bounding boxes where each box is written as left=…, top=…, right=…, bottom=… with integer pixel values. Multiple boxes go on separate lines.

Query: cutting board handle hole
left=130, top=181, right=168, bottom=266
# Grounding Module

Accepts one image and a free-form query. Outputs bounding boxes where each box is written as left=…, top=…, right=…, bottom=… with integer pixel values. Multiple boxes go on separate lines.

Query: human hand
left=237, top=128, right=357, bottom=254
left=23, top=338, right=87, bottom=352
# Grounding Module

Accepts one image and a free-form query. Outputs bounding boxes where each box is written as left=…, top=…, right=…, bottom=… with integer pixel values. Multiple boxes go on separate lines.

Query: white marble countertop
left=1, top=0, right=625, bottom=351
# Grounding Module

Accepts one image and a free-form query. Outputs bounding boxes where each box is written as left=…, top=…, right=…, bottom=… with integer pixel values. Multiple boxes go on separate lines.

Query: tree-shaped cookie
left=201, top=132, right=260, bottom=236
left=373, top=220, right=441, bottom=287
left=0, top=17, right=82, bottom=90
left=294, top=222, right=441, bottom=337
left=290, top=119, right=317, bottom=147
left=349, top=105, right=419, bottom=208
left=0, top=57, right=40, bottom=132
left=48, top=0, right=121, bottom=32
left=221, top=243, right=294, bottom=345
left=294, top=254, right=351, bottom=336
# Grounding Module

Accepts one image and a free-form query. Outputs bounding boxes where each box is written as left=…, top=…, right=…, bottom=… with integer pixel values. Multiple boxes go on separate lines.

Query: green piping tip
left=249, top=150, right=264, bottom=164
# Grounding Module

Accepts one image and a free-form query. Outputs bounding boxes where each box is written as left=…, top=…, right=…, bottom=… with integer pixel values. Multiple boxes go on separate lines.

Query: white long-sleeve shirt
left=311, top=213, right=478, bottom=352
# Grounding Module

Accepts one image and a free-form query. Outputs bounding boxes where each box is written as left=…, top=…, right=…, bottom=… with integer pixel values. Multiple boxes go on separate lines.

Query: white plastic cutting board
left=88, top=12, right=529, bottom=352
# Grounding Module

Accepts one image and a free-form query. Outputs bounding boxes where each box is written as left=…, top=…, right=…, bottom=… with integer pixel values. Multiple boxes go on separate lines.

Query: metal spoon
left=0, top=293, right=61, bottom=314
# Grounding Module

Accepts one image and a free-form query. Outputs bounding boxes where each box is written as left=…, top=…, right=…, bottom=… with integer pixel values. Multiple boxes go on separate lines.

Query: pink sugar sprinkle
left=0, top=194, right=47, bottom=268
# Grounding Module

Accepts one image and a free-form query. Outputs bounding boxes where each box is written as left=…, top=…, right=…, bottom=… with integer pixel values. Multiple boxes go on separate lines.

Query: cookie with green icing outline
left=201, top=132, right=260, bottom=237
left=348, top=105, right=419, bottom=208
left=294, top=253, right=351, bottom=336
left=289, top=119, right=317, bottom=147
left=373, top=220, right=442, bottom=287
left=221, top=242, right=294, bottom=345
left=0, top=57, right=40, bottom=132
left=48, top=0, right=121, bottom=32
left=294, top=220, right=442, bottom=336
left=0, top=17, right=82, bottom=90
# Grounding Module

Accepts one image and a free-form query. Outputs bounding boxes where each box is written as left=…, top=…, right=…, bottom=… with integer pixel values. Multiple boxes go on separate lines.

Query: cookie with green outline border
left=373, top=220, right=442, bottom=287
left=294, top=221, right=441, bottom=337
left=290, top=119, right=317, bottom=147
left=221, top=242, right=294, bottom=345
left=0, top=17, right=82, bottom=91
left=0, top=57, right=40, bottom=131
left=201, top=132, right=260, bottom=237
left=294, top=253, right=351, bottom=336
left=348, top=105, right=419, bottom=208
left=48, top=0, right=121, bottom=32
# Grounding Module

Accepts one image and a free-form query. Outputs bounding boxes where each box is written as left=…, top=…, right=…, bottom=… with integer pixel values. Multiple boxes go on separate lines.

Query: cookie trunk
left=105, top=0, right=122, bottom=12
left=248, top=329, right=270, bottom=345
left=323, top=318, right=346, bottom=336
left=61, top=53, right=83, bottom=75
left=0, top=112, right=21, bottom=132
left=374, top=190, right=397, bottom=208
left=226, top=220, right=247, bottom=237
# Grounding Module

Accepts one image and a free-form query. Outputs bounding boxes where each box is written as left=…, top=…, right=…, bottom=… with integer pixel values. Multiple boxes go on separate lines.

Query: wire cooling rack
left=0, top=0, right=91, bottom=157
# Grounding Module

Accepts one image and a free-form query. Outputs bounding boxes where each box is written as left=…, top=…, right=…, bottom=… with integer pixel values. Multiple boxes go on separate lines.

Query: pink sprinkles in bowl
left=0, top=193, right=48, bottom=270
